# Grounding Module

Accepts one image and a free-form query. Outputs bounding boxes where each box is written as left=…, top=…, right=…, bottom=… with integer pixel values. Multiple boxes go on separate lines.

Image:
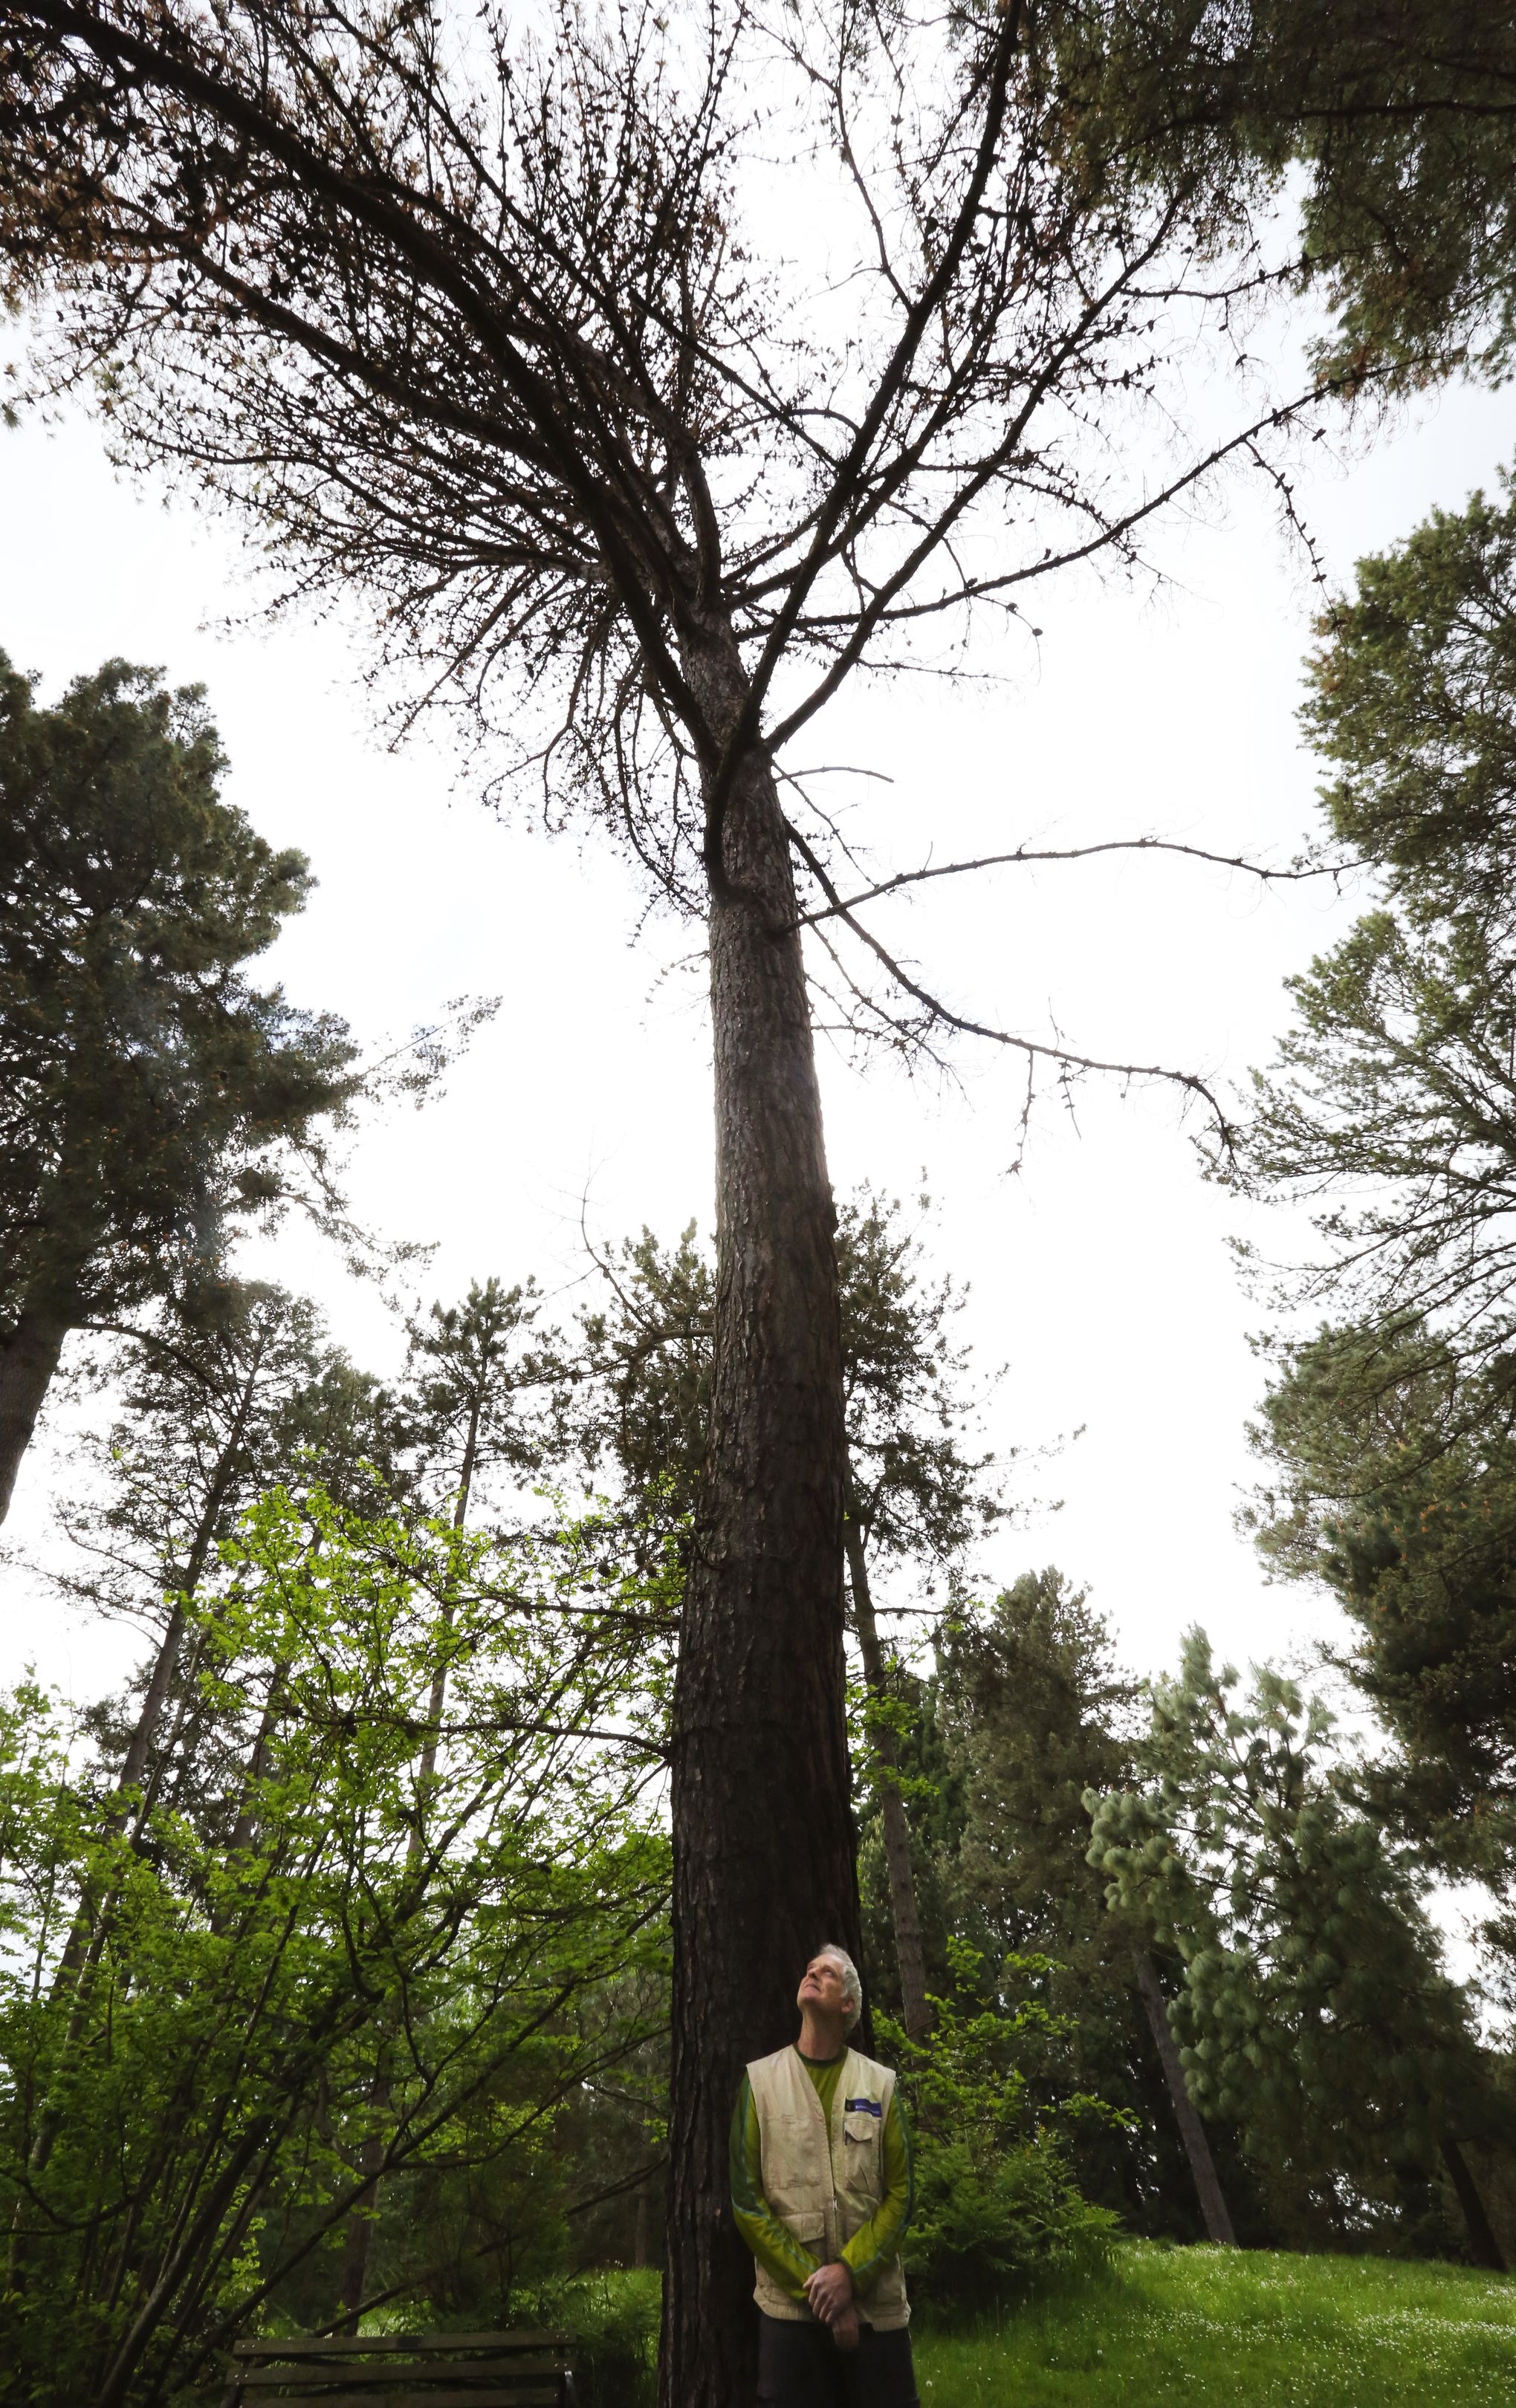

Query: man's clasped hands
left=804, top=2259, right=860, bottom=2352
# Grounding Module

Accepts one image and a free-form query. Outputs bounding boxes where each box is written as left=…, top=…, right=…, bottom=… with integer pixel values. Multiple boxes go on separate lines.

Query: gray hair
left=817, top=1943, right=864, bottom=2032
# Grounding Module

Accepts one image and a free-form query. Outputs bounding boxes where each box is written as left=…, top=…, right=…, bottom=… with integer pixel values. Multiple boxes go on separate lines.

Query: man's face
left=797, top=1953, right=849, bottom=2019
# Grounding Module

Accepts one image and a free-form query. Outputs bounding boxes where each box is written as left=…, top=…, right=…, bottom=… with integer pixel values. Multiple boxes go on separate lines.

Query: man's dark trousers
left=756, top=2314, right=920, bottom=2408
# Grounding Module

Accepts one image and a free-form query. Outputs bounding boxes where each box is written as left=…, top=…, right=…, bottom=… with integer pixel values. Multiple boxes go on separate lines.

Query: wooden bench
left=218, top=2331, right=577, bottom=2408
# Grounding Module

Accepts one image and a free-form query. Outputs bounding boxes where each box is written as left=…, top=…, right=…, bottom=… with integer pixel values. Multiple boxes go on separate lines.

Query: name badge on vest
left=845, top=2096, right=882, bottom=2116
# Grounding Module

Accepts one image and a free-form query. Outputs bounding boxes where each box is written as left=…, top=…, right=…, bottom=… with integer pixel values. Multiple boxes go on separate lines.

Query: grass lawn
left=912, top=2243, right=1516, bottom=2406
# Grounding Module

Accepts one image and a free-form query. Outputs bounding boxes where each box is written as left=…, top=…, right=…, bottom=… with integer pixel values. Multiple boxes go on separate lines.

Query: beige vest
left=745, top=2044, right=910, bottom=2330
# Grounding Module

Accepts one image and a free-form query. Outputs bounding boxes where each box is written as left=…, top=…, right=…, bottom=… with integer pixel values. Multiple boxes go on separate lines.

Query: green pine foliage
left=1247, top=1322, right=1516, bottom=1871
left=1237, top=472, right=1516, bottom=1357
left=566, top=1187, right=1005, bottom=1577
left=0, top=652, right=361, bottom=1520
left=858, top=1574, right=1245, bottom=2239
left=1237, top=471, right=1516, bottom=1947
left=1038, top=4, right=1516, bottom=393
left=1088, top=1635, right=1503, bottom=2254
left=0, top=651, right=357, bottom=1328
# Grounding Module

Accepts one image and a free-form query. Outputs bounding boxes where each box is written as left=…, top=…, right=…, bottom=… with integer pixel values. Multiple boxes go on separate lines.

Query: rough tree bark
left=1133, top=1949, right=1237, bottom=2248
left=844, top=1487, right=930, bottom=2042
left=0, top=1300, right=70, bottom=1525
left=661, top=626, right=864, bottom=2408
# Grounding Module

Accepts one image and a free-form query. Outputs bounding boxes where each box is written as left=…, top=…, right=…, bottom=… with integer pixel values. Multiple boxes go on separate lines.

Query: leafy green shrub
left=523, top=2270, right=659, bottom=2408
left=907, top=2131, right=1115, bottom=2311
left=881, top=1941, right=1121, bottom=2313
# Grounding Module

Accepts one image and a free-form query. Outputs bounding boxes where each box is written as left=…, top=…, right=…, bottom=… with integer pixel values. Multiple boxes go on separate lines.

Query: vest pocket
left=784, top=2211, right=826, bottom=2248
left=842, top=2111, right=880, bottom=2146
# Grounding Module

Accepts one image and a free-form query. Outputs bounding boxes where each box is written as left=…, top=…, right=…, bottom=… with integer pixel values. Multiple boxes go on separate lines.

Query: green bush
left=908, top=2131, right=1117, bottom=2312
left=881, top=1942, right=1121, bottom=2314
left=524, top=2270, right=660, bottom=2408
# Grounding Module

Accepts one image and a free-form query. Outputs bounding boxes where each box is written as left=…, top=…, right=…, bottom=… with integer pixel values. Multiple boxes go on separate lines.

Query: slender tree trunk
left=39, top=1324, right=261, bottom=2002
left=43, top=1597, right=192, bottom=2011
left=333, top=1409, right=479, bottom=2325
left=91, top=2116, right=274, bottom=2408
left=334, top=2110, right=390, bottom=2329
left=844, top=1496, right=930, bottom=2041
left=109, top=1334, right=265, bottom=1817
left=224, top=1668, right=286, bottom=1867
left=1133, top=1950, right=1237, bottom=2247
left=1441, top=2135, right=1506, bottom=2271
left=29, top=1478, right=236, bottom=2184
left=0, top=1301, right=69, bottom=1525
left=661, top=628, right=861, bottom=2408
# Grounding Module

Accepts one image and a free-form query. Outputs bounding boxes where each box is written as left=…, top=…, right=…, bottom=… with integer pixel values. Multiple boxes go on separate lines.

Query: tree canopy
left=1235, top=476, right=1516, bottom=1903
left=1049, top=3, right=1516, bottom=391
left=1237, top=474, right=1516, bottom=1364
left=0, top=652, right=359, bottom=1520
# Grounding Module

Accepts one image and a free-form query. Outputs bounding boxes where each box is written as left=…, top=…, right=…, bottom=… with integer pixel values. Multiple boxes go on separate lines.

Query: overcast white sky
left=2, top=362, right=1512, bottom=1716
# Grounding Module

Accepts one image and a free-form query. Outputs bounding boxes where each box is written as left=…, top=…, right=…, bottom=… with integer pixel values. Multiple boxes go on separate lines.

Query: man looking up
left=731, top=1945, right=919, bottom=2406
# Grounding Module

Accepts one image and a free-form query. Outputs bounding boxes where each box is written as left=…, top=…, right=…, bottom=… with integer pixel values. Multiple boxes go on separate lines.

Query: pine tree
left=939, top=1572, right=1239, bottom=2241
left=0, top=655, right=358, bottom=1523
left=569, top=1194, right=1005, bottom=2037
left=1090, top=1632, right=1508, bottom=2263
left=14, top=13, right=1516, bottom=2383
left=1236, top=473, right=1516, bottom=1948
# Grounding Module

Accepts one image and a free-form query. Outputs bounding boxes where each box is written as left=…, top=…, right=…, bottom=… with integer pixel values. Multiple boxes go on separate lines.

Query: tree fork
left=662, top=626, right=862, bottom=2408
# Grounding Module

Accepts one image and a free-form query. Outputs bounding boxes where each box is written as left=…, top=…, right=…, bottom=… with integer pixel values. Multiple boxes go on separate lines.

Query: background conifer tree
left=0, top=655, right=359, bottom=1523
left=1089, top=1632, right=1509, bottom=2265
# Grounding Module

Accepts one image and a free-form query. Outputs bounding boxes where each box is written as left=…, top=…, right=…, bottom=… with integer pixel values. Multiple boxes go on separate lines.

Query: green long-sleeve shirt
left=729, top=2049, right=913, bottom=2305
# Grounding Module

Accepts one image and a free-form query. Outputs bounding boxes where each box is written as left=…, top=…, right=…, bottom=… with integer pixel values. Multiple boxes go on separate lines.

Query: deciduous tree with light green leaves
left=877, top=1938, right=1121, bottom=2313
left=1, top=1482, right=676, bottom=2404
left=331, top=1275, right=563, bottom=2326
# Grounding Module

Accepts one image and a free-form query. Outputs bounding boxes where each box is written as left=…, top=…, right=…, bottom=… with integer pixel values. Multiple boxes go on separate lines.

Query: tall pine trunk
left=844, top=1493, right=930, bottom=2041
left=661, top=626, right=861, bottom=2408
left=1440, top=2135, right=1506, bottom=2271
left=1133, top=1949, right=1237, bottom=2247
left=0, top=1299, right=69, bottom=1525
